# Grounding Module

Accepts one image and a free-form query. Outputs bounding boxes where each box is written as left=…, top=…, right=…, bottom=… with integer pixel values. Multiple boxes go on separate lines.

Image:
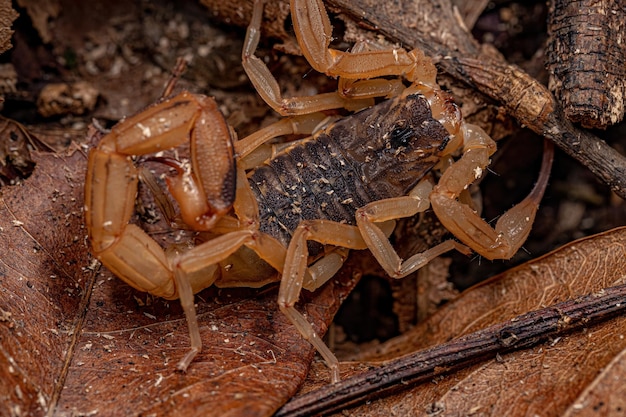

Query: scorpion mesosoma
left=84, top=0, right=554, bottom=384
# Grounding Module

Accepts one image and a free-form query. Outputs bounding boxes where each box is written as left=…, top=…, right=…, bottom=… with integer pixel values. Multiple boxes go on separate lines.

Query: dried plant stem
left=277, top=283, right=626, bottom=417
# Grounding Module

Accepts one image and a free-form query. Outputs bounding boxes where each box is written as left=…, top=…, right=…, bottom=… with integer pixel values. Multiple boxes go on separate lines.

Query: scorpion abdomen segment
left=249, top=92, right=452, bottom=253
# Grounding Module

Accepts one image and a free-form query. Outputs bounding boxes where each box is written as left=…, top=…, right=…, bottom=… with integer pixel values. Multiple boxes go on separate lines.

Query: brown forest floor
left=1, top=0, right=626, bottom=414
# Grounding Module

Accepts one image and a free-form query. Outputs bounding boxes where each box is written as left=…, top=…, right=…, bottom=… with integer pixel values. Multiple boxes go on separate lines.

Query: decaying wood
left=547, top=0, right=626, bottom=129
left=0, top=0, right=18, bottom=54
left=200, top=0, right=626, bottom=199
left=450, top=0, right=490, bottom=29
left=276, top=282, right=626, bottom=417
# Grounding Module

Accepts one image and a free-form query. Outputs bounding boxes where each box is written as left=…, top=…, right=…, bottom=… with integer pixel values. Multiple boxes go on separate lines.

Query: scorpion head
left=335, top=92, right=452, bottom=199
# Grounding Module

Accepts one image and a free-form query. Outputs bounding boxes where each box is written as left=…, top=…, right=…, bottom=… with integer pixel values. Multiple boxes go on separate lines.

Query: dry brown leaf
left=563, top=348, right=626, bottom=416
left=297, top=227, right=626, bottom=416
left=0, top=149, right=360, bottom=416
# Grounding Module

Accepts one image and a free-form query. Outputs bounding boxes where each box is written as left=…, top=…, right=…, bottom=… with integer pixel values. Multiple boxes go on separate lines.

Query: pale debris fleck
left=136, top=122, right=152, bottom=138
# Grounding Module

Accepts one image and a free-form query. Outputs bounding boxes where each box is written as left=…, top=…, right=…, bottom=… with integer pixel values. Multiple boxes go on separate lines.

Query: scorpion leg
left=430, top=125, right=554, bottom=260
left=235, top=112, right=331, bottom=169
left=279, top=193, right=465, bottom=383
left=279, top=221, right=370, bottom=383
left=243, top=0, right=442, bottom=115
left=242, top=0, right=365, bottom=115
left=356, top=181, right=472, bottom=278
left=175, top=230, right=288, bottom=289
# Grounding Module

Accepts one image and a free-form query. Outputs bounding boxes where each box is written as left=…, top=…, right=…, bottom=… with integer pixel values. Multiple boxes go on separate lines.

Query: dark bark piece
left=199, top=0, right=296, bottom=52
left=278, top=283, right=626, bottom=416
left=547, top=0, right=626, bottom=129
left=0, top=0, right=18, bottom=54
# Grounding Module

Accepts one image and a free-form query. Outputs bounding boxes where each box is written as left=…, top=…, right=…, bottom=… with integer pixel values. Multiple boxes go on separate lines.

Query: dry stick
left=276, top=283, right=626, bottom=417
left=326, top=0, right=626, bottom=198
left=455, top=58, right=626, bottom=199
left=160, top=57, right=188, bottom=99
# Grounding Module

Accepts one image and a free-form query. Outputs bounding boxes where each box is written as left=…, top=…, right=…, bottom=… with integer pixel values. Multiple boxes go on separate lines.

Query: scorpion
left=84, top=0, right=553, bottom=383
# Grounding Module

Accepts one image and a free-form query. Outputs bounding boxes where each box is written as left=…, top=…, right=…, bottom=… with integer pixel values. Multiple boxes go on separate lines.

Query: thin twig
left=276, top=283, right=626, bottom=417
left=160, top=57, right=188, bottom=99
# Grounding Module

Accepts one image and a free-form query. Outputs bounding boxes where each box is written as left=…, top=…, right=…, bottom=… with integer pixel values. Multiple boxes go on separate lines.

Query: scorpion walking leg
left=173, top=254, right=202, bottom=371
left=176, top=230, right=288, bottom=289
left=235, top=113, right=331, bottom=169
left=278, top=179, right=472, bottom=383
left=243, top=0, right=431, bottom=115
left=279, top=221, right=370, bottom=383
left=430, top=126, right=554, bottom=259
left=356, top=181, right=472, bottom=278
left=242, top=0, right=362, bottom=115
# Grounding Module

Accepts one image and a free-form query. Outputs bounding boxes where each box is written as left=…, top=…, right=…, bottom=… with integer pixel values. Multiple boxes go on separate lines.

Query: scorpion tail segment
left=86, top=140, right=177, bottom=300
left=190, top=97, right=237, bottom=212
left=164, top=169, right=220, bottom=231
left=96, top=224, right=177, bottom=299
left=491, top=138, right=554, bottom=253
left=431, top=126, right=553, bottom=261
left=106, top=92, right=200, bottom=156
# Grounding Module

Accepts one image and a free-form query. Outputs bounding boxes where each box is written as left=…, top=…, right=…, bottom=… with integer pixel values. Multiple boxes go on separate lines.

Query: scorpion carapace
left=250, top=92, right=449, bottom=254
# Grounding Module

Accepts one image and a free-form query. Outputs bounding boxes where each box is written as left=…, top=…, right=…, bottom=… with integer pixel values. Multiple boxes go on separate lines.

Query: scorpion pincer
left=84, top=0, right=554, bottom=384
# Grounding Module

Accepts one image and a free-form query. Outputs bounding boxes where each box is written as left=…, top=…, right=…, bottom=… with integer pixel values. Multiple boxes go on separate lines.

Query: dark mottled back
left=247, top=93, right=450, bottom=252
